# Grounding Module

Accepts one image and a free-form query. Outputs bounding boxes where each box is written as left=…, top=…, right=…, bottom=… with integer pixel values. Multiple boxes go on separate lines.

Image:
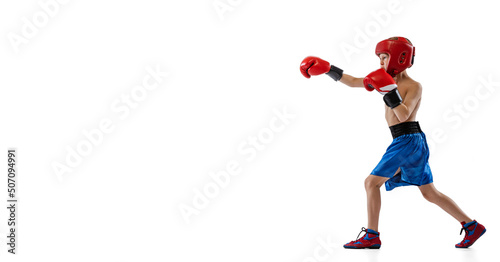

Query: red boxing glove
left=364, top=68, right=402, bottom=109
left=363, top=68, right=397, bottom=94
left=300, top=56, right=331, bottom=78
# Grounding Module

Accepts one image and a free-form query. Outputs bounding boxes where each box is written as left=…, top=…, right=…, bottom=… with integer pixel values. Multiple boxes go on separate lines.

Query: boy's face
left=379, top=53, right=389, bottom=71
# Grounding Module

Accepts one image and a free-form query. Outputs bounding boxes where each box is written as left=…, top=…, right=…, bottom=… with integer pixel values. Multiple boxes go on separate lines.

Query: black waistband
left=389, top=121, right=422, bottom=139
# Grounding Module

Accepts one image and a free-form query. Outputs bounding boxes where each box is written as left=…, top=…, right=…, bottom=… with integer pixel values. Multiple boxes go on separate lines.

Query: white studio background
left=0, top=0, right=498, bottom=261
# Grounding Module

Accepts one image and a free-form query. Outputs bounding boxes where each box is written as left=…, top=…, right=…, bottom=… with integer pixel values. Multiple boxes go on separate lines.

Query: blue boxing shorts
left=371, top=121, right=433, bottom=191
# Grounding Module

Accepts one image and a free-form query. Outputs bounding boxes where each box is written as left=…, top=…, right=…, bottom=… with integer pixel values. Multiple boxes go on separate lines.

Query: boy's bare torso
left=385, top=76, right=421, bottom=126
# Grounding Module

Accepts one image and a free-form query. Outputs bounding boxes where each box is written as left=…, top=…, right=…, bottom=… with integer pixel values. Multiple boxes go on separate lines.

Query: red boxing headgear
left=375, top=37, right=415, bottom=77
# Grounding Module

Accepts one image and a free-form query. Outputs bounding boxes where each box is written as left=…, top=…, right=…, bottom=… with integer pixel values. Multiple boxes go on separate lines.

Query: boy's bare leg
left=364, top=174, right=391, bottom=232
left=419, top=183, right=472, bottom=223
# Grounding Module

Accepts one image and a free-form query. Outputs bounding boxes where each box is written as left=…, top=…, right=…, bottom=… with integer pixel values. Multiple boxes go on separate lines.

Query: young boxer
left=300, top=37, right=486, bottom=249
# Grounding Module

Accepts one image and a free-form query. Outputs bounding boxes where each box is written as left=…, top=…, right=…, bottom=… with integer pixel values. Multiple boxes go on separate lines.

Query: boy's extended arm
left=339, top=73, right=365, bottom=88
left=299, top=57, right=365, bottom=88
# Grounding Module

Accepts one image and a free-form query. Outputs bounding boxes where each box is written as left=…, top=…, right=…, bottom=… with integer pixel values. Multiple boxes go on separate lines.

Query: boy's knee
left=421, top=190, right=440, bottom=203
left=365, top=175, right=384, bottom=190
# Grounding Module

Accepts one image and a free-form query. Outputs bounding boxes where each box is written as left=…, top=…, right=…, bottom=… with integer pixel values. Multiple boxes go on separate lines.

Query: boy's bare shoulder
left=400, top=78, right=422, bottom=92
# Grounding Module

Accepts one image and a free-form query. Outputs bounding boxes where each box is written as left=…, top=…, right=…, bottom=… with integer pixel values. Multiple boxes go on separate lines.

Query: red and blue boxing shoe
left=455, top=220, right=486, bottom=248
left=344, top=227, right=381, bottom=249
